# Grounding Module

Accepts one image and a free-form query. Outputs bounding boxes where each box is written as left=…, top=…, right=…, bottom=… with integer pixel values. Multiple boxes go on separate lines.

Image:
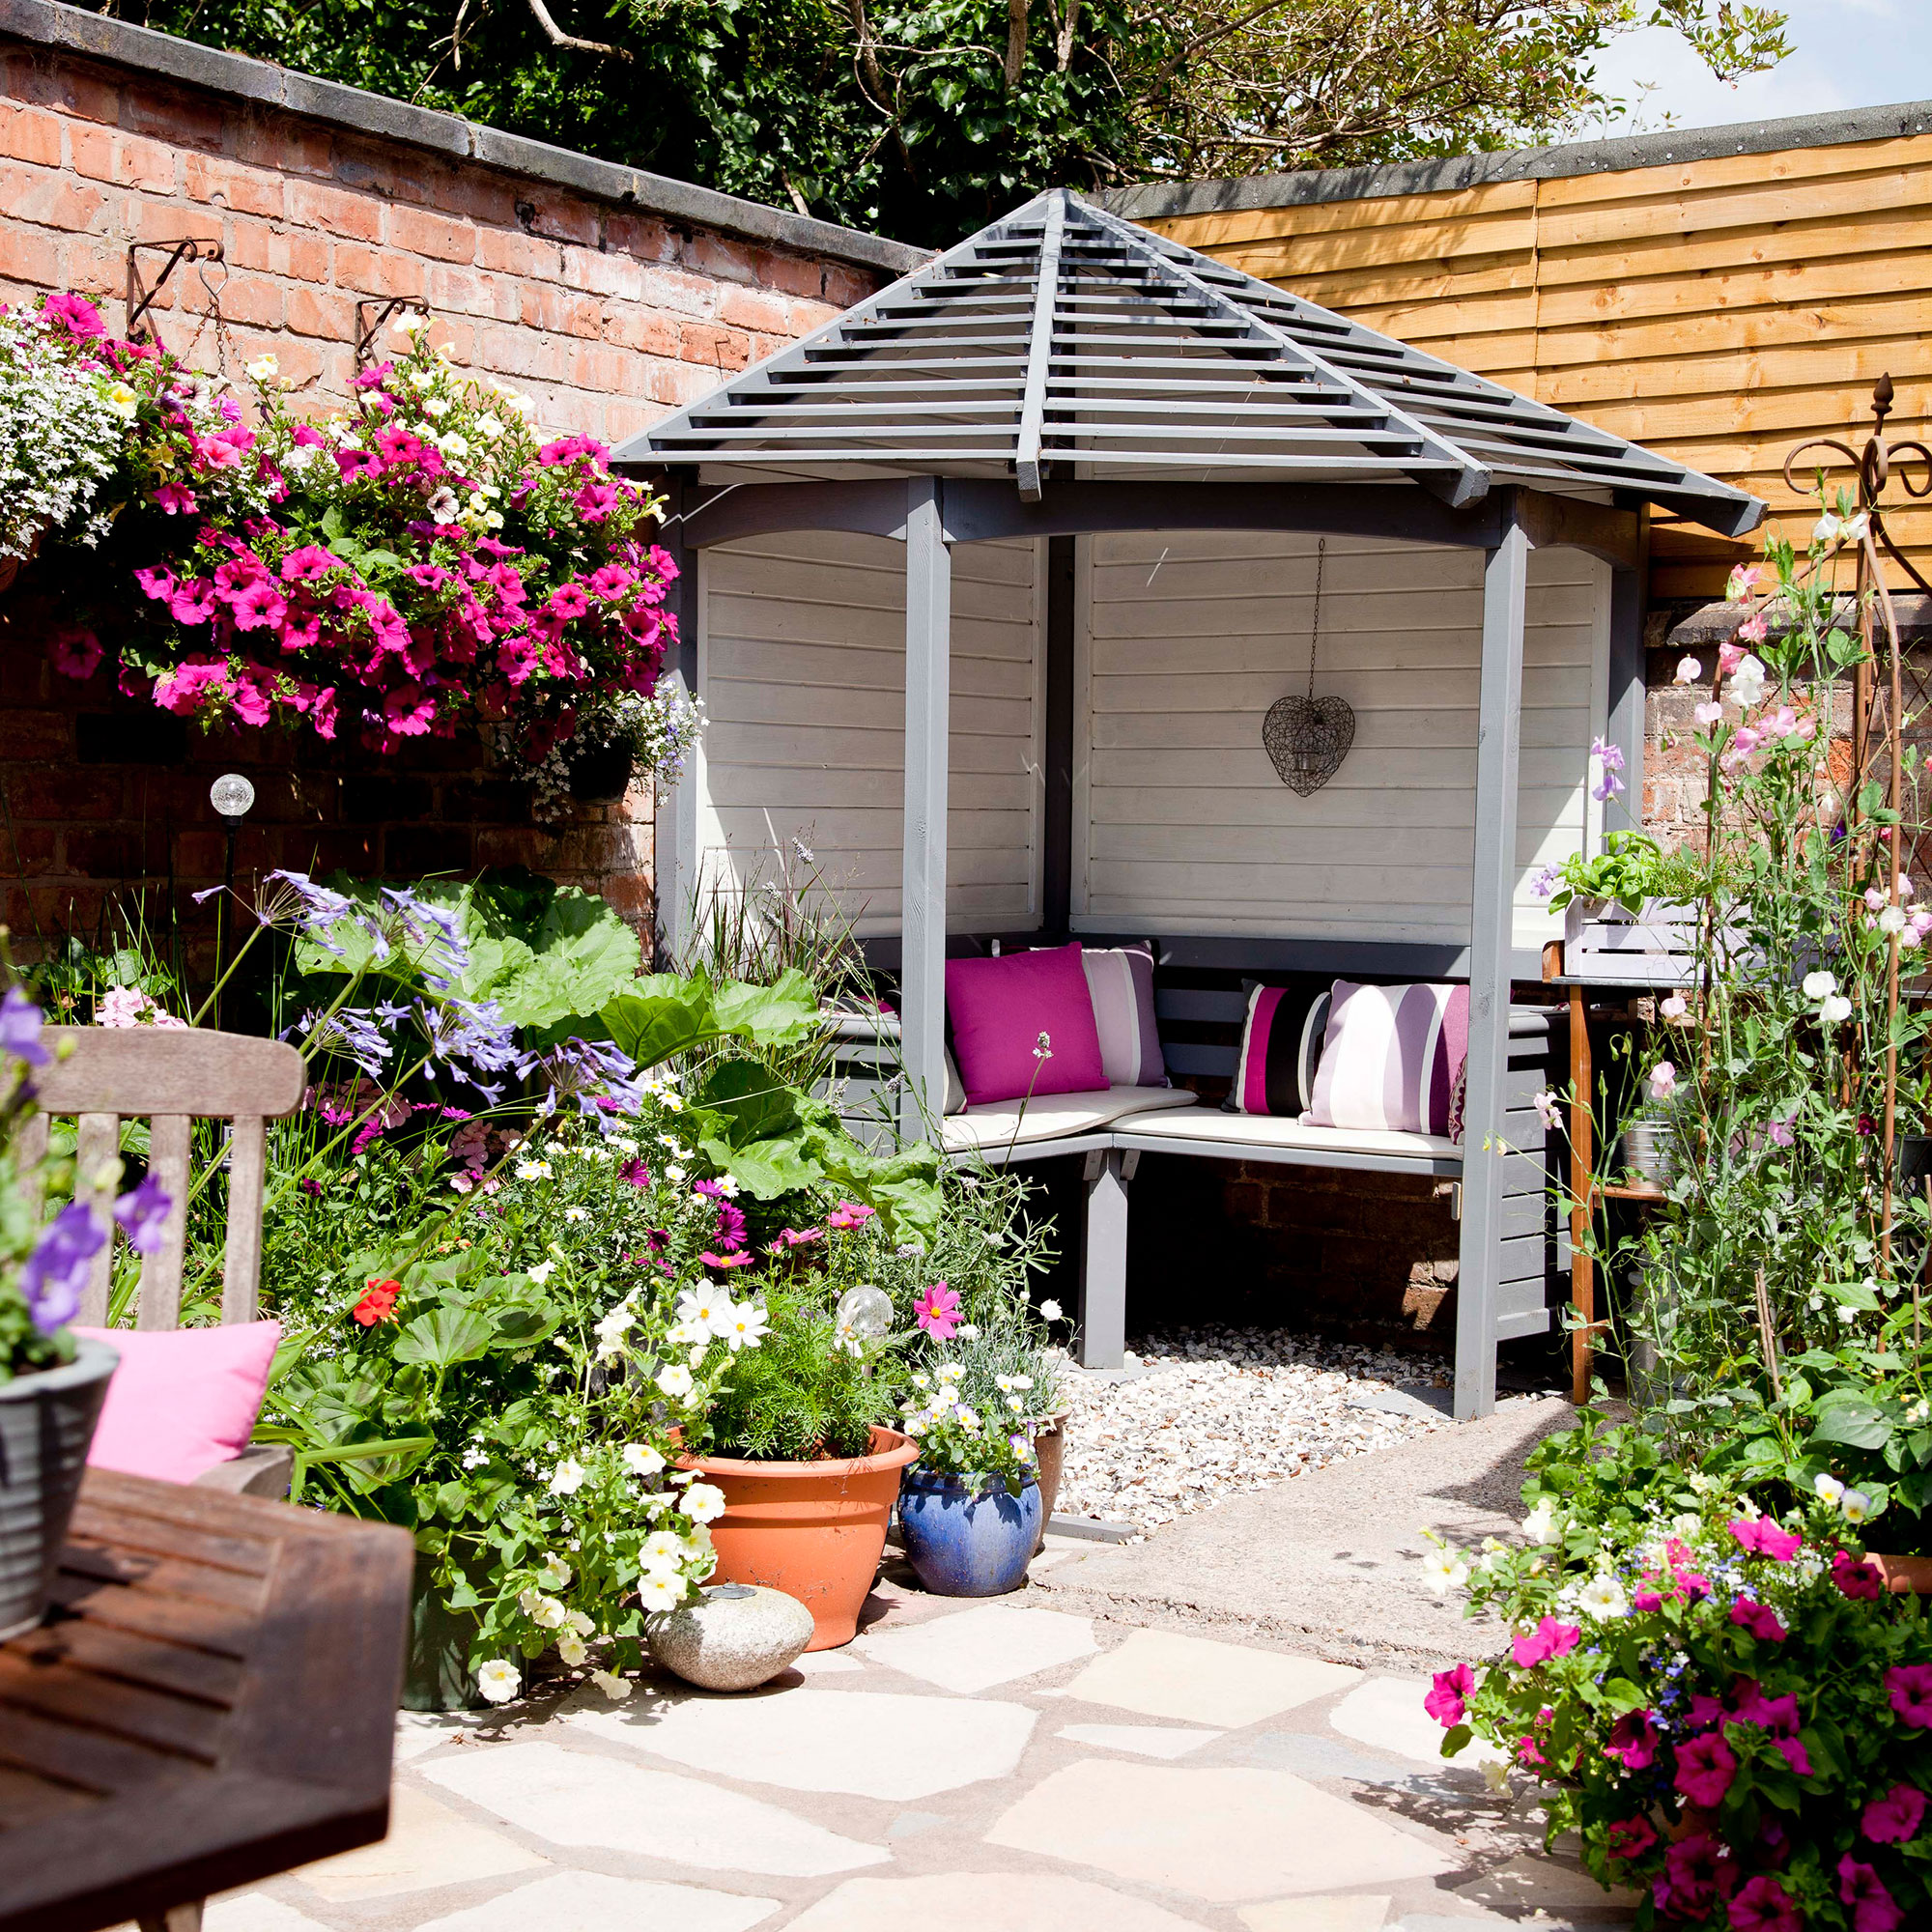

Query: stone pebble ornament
left=646, top=1582, right=816, bottom=1691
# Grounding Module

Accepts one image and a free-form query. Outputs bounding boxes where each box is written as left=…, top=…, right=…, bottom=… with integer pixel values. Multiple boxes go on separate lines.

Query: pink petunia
left=1888, top=1663, right=1932, bottom=1728
left=1654, top=1835, right=1735, bottom=1921
left=152, top=481, right=198, bottom=515
left=588, top=562, right=636, bottom=600
left=1734, top=1686, right=1802, bottom=1738
left=1833, top=1549, right=1884, bottom=1601
left=1838, top=1855, right=1903, bottom=1932
left=49, top=627, right=102, bottom=680
left=1674, top=1731, right=1737, bottom=1807
left=548, top=582, right=590, bottom=622
left=280, top=544, right=336, bottom=583
left=1862, top=1783, right=1926, bottom=1844
left=229, top=667, right=273, bottom=727
left=914, top=1282, right=961, bottom=1338
left=1729, top=1518, right=1804, bottom=1562
left=1606, top=1817, right=1657, bottom=1861
left=230, top=579, right=288, bottom=632
left=1605, top=1709, right=1660, bottom=1771
left=1730, top=1874, right=1802, bottom=1932
left=1424, top=1663, right=1473, bottom=1728
left=42, top=290, right=105, bottom=339
left=1728, top=1595, right=1786, bottom=1641
left=169, top=579, right=219, bottom=624
left=383, top=685, right=438, bottom=737
left=134, top=564, right=177, bottom=604
left=1510, top=1616, right=1581, bottom=1668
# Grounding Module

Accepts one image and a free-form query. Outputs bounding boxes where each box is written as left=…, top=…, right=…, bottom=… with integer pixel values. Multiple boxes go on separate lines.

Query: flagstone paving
left=171, top=1548, right=1641, bottom=1932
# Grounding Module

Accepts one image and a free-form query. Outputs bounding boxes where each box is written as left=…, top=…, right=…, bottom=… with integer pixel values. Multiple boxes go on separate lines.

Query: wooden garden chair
left=19, top=1026, right=308, bottom=1496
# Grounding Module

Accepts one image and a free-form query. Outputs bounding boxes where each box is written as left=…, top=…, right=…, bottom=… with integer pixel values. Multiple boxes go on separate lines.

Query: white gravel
left=1053, top=1325, right=1451, bottom=1536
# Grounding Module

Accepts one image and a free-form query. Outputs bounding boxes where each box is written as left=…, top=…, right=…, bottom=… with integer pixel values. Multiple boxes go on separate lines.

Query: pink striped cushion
left=1303, top=981, right=1469, bottom=1137
left=1079, top=945, right=1167, bottom=1088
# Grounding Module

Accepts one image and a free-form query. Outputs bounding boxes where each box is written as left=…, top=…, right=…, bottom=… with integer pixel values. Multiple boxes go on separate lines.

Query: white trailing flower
left=556, top=1632, right=587, bottom=1668
left=0, top=306, right=128, bottom=560
left=1577, top=1573, right=1629, bottom=1620
left=1521, top=1497, right=1560, bottom=1544
left=476, top=1659, right=522, bottom=1703
left=656, top=1363, right=696, bottom=1400
left=538, top=1552, right=573, bottom=1589
left=638, top=1572, right=684, bottom=1611
left=1421, top=1546, right=1468, bottom=1596
left=589, top=1667, right=631, bottom=1702
left=549, top=1458, right=586, bottom=1495
left=683, top=1482, right=727, bottom=1524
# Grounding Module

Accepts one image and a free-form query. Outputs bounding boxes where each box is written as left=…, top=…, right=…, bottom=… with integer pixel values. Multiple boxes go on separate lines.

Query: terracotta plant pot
left=1871, top=1551, right=1932, bottom=1595
left=679, top=1427, right=920, bottom=1650
left=1031, top=1408, right=1071, bottom=1552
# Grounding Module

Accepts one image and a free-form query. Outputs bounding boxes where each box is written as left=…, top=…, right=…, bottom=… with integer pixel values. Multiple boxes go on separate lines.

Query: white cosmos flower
left=476, top=1659, right=522, bottom=1703
left=683, top=1482, right=727, bottom=1523
left=1815, top=1473, right=1846, bottom=1504
left=590, top=1667, right=631, bottom=1702
left=657, top=1363, right=696, bottom=1400
left=1421, top=1547, right=1469, bottom=1597
left=676, top=1288, right=729, bottom=1337
left=549, top=1458, right=585, bottom=1495
left=556, top=1632, right=587, bottom=1667
left=1521, top=1497, right=1559, bottom=1544
left=723, top=1302, right=768, bottom=1351
left=1577, top=1574, right=1629, bottom=1619
left=1802, top=970, right=1837, bottom=1001
left=638, top=1572, right=685, bottom=1611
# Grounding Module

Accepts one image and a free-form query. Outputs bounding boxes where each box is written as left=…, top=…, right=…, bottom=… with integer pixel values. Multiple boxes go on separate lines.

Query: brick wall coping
left=1102, top=99, right=1932, bottom=221
left=1667, top=594, right=1932, bottom=648
left=0, top=0, right=929, bottom=279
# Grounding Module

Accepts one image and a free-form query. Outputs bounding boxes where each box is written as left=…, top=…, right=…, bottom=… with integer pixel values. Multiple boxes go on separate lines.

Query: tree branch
left=1005, top=0, right=1028, bottom=88
left=523, top=0, right=631, bottom=59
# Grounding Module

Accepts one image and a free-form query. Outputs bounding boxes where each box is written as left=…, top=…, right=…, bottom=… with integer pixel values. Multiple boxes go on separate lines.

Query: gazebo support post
left=1456, top=503, right=1528, bottom=1422
left=899, top=477, right=952, bottom=1142
left=653, top=469, right=702, bottom=969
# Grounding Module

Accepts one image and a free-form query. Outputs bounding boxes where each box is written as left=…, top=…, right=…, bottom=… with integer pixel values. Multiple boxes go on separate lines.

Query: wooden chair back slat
left=14, top=1113, right=48, bottom=1207
left=73, top=1113, right=121, bottom=1328
left=29, top=1030, right=305, bottom=1331
left=135, top=1115, right=192, bottom=1331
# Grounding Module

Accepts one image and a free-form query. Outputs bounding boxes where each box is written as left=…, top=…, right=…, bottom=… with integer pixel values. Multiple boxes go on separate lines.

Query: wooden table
left=0, top=1470, right=412, bottom=1932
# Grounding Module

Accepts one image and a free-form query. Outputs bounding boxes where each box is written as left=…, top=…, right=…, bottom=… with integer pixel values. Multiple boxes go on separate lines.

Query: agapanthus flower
left=376, top=887, right=469, bottom=988
left=416, top=996, right=526, bottom=1101
left=537, top=1037, right=647, bottom=1128
left=286, top=1005, right=395, bottom=1078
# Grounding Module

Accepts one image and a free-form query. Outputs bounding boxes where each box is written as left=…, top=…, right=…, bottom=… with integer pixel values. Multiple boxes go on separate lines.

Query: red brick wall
left=0, top=25, right=903, bottom=960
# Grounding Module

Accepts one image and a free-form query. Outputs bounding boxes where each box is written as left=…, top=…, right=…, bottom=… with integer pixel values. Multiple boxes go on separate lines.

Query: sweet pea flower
left=1588, top=735, right=1626, bottom=802
left=1647, top=1061, right=1677, bottom=1103
left=1660, top=992, right=1689, bottom=1022
left=0, top=986, right=48, bottom=1065
left=1693, top=699, right=1723, bottom=727
left=1738, top=611, right=1770, bottom=645
left=1862, top=1783, right=1926, bottom=1844
left=1673, top=655, right=1701, bottom=684
left=1820, top=993, right=1854, bottom=1027
left=1532, top=1088, right=1562, bottom=1131
left=1424, top=1662, right=1473, bottom=1727
left=1803, top=970, right=1838, bottom=1001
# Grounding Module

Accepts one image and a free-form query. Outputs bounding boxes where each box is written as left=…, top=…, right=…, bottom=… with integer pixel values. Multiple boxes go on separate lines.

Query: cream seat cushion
left=940, top=1084, right=1198, bottom=1152
left=1113, top=1107, right=1462, bottom=1163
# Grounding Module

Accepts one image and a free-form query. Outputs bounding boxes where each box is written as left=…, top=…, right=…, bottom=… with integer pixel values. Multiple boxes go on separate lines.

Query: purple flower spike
left=0, top=985, right=48, bottom=1066
left=20, top=1202, right=106, bottom=1332
left=113, top=1173, right=173, bottom=1254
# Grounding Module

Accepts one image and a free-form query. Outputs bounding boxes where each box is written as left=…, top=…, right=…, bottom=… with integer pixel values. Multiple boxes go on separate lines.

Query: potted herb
left=0, top=973, right=169, bottom=1639
left=1536, top=831, right=1710, bottom=982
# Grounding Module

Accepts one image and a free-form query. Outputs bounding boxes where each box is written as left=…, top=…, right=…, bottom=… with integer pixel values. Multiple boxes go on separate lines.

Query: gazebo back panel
left=1077, top=531, right=1606, bottom=948
left=692, top=529, right=1607, bottom=952
left=698, top=531, right=1045, bottom=934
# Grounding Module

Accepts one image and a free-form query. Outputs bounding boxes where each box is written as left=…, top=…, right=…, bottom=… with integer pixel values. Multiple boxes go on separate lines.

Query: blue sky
left=1587, top=0, right=1932, bottom=138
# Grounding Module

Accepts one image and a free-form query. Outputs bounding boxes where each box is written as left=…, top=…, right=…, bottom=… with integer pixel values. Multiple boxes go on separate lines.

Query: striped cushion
left=1305, top=980, right=1469, bottom=1137
left=1078, top=945, right=1168, bottom=1088
left=1230, top=981, right=1330, bottom=1118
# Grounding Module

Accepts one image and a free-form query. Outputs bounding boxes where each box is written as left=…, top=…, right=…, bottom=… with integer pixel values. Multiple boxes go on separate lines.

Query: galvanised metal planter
left=897, top=1469, right=1041, bottom=1598
left=0, top=1337, right=117, bottom=1641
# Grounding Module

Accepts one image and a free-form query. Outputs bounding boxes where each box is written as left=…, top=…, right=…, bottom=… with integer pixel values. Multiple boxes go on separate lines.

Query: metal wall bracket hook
left=126, top=239, right=224, bottom=346
left=355, top=298, right=424, bottom=371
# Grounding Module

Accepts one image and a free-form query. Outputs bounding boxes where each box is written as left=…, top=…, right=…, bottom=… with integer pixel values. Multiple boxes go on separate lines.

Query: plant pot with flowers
left=0, top=969, right=176, bottom=1639
left=680, top=1286, right=914, bottom=1650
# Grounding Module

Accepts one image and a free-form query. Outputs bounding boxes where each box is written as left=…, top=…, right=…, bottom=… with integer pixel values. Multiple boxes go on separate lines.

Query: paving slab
left=852, top=1603, right=1097, bottom=1692
left=420, top=1740, right=890, bottom=1876
left=1239, top=1897, right=1392, bottom=1932
left=1038, top=1398, right=1575, bottom=1672
left=563, top=1684, right=1037, bottom=1799
left=983, top=1759, right=1460, bottom=1903
left=1058, top=1722, right=1222, bottom=1759
left=1330, top=1677, right=1506, bottom=1769
left=296, top=1786, right=549, bottom=1901
left=204, top=1897, right=334, bottom=1931
left=783, top=1871, right=1216, bottom=1930
left=1059, top=1627, right=1359, bottom=1727
left=412, top=1869, right=779, bottom=1932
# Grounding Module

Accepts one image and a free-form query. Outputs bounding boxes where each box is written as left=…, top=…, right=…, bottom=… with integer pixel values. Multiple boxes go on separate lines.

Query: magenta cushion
left=71, top=1321, right=281, bottom=1486
left=945, top=943, right=1107, bottom=1105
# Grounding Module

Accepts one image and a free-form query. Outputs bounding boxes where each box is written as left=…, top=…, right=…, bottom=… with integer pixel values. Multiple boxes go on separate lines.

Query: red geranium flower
left=353, top=1277, right=402, bottom=1325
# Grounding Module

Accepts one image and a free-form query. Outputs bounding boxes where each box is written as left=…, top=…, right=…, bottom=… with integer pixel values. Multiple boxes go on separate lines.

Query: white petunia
left=476, top=1659, right=522, bottom=1703
left=528, top=1594, right=567, bottom=1630
left=1577, top=1573, right=1629, bottom=1619
left=426, top=486, right=461, bottom=524
left=476, top=412, right=505, bottom=440
left=641, top=1530, right=688, bottom=1570
left=549, top=1458, right=585, bottom=1495
left=683, top=1482, right=726, bottom=1523
left=556, top=1632, right=587, bottom=1667
left=590, top=1667, right=631, bottom=1701
left=538, top=1552, right=572, bottom=1589
left=657, top=1363, right=696, bottom=1400
left=245, top=353, right=280, bottom=383
left=1521, top=1497, right=1560, bottom=1544
left=527, top=1260, right=556, bottom=1285
left=1420, top=1546, right=1468, bottom=1597
left=638, top=1572, right=685, bottom=1611
left=622, top=1441, right=666, bottom=1478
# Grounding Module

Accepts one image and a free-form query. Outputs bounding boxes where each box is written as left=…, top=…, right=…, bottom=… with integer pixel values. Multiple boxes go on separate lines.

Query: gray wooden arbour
left=614, top=189, right=1764, bottom=1418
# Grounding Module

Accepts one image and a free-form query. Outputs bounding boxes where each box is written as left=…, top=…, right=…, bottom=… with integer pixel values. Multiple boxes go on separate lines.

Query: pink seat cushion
left=71, top=1321, right=282, bottom=1486
left=945, top=943, right=1107, bottom=1106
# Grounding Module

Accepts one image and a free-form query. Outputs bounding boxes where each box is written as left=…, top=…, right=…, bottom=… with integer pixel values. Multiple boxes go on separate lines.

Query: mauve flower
left=1887, top=1663, right=1932, bottom=1727
left=1675, top=1731, right=1737, bottom=1807
left=1727, top=1595, right=1786, bottom=1642
left=1862, top=1783, right=1926, bottom=1844
left=1606, top=1817, right=1657, bottom=1860
left=1730, top=1874, right=1801, bottom=1932
left=826, top=1200, right=877, bottom=1232
left=1838, top=1855, right=1903, bottom=1932
left=1654, top=1833, right=1734, bottom=1919
left=50, top=627, right=102, bottom=680
left=1424, top=1662, right=1473, bottom=1727
left=112, top=1173, right=172, bottom=1254
left=618, top=1159, right=650, bottom=1188
left=0, top=985, right=48, bottom=1065
left=19, top=1202, right=106, bottom=1332
left=1833, top=1549, right=1884, bottom=1601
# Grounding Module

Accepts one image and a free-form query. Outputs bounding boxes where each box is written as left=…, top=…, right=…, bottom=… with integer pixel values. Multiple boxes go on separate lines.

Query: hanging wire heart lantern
left=1263, top=537, right=1354, bottom=796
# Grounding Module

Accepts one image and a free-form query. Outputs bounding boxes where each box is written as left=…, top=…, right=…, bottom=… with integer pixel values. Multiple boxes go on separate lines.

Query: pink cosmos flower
left=768, top=1226, right=824, bottom=1251
left=698, top=1249, right=754, bottom=1270
left=1674, top=1731, right=1737, bottom=1807
left=1729, top=1518, right=1804, bottom=1562
left=1510, top=1616, right=1581, bottom=1668
left=1862, top=1782, right=1926, bottom=1844
left=152, top=481, right=197, bottom=515
left=827, top=1201, right=877, bottom=1232
left=1886, top=1663, right=1932, bottom=1727
left=1730, top=1874, right=1802, bottom=1932
left=1833, top=1549, right=1884, bottom=1601
left=1727, top=1595, right=1786, bottom=1641
left=1605, top=1709, right=1659, bottom=1771
left=914, top=1282, right=962, bottom=1337
left=1606, top=1817, right=1657, bottom=1861
left=1424, top=1663, right=1473, bottom=1727
left=1838, top=1855, right=1903, bottom=1932
left=50, top=627, right=102, bottom=680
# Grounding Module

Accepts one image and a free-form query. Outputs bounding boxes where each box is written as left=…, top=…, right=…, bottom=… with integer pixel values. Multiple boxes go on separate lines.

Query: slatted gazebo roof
left=615, top=189, right=1763, bottom=538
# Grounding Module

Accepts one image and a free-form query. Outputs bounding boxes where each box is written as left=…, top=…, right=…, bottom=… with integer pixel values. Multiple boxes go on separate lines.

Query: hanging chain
left=1306, top=535, right=1326, bottom=700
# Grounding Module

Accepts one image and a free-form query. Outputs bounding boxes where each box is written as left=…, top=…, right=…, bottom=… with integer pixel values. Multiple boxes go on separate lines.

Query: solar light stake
left=209, top=774, right=255, bottom=1029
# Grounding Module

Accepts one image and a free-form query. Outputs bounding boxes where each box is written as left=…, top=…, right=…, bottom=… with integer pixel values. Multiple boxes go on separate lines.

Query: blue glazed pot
left=897, top=1468, right=1041, bottom=1597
